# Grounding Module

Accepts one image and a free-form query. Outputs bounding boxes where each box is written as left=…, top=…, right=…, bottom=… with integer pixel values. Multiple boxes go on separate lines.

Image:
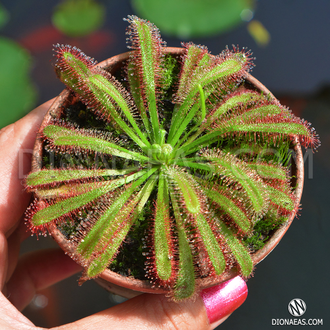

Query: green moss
left=244, top=210, right=287, bottom=251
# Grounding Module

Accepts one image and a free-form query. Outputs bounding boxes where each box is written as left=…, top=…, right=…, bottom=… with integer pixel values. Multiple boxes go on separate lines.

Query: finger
left=0, top=292, right=35, bottom=329
left=5, top=248, right=82, bottom=311
left=5, top=221, right=32, bottom=285
left=201, top=277, right=248, bottom=329
left=0, top=99, right=54, bottom=235
left=64, top=292, right=209, bottom=330
left=59, top=276, right=248, bottom=330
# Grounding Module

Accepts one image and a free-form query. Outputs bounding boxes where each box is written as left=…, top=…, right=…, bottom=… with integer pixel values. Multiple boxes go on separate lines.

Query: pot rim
left=31, top=47, right=304, bottom=295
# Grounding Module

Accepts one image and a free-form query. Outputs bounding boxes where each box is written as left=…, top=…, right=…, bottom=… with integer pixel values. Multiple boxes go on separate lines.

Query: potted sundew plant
left=25, top=16, right=319, bottom=301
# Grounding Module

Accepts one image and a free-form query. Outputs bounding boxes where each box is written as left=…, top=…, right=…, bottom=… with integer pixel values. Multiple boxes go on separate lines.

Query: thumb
left=61, top=276, right=247, bottom=330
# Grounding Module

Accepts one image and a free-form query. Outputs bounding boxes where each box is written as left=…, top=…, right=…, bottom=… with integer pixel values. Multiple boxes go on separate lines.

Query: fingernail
left=200, top=276, right=248, bottom=325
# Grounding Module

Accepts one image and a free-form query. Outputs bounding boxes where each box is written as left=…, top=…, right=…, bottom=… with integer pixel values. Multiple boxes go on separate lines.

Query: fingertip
left=6, top=248, right=82, bottom=310
left=200, top=276, right=248, bottom=326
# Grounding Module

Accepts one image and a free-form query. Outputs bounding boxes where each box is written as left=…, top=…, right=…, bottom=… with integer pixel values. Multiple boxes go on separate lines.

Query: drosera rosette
left=24, top=15, right=320, bottom=301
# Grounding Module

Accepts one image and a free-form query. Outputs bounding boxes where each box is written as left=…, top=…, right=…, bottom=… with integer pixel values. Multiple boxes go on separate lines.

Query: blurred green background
left=2, top=0, right=328, bottom=129
left=0, top=1, right=329, bottom=329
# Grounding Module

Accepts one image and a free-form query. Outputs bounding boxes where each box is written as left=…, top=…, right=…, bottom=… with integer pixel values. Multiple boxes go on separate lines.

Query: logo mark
left=288, top=299, right=307, bottom=317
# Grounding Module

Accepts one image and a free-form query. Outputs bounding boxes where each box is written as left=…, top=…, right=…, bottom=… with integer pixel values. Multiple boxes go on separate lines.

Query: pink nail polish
left=201, top=276, right=248, bottom=324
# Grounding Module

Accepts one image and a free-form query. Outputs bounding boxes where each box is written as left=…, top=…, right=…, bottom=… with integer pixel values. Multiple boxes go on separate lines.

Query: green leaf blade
left=26, top=167, right=139, bottom=187
left=168, top=168, right=201, bottom=214
left=206, top=91, right=264, bottom=127
left=88, top=72, right=150, bottom=147
left=169, top=185, right=196, bottom=300
left=218, top=220, right=253, bottom=277
left=84, top=176, right=157, bottom=278
left=77, top=167, right=158, bottom=258
left=125, top=16, right=164, bottom=143
left=203, top=151, right=268, bottom=215
left=195, top=214, right=226, bottom=276
left=173, top=227, right=196, bottom=300
left=266, top=185, right=295, bottom=212
left=30, top=181, right=113, bottom=227
left=43, top=124, right=149, bottom=162
left=205, top=188, right=251, bottom=233
left=85, top=193, right=141, bottom=278
left=29, top=171, right=148, bottom=227
left=247, top=163, right=288, bottom=181
left=153, top=171, right=174, bottom=281
left=127, top=60, right=152, bottom=137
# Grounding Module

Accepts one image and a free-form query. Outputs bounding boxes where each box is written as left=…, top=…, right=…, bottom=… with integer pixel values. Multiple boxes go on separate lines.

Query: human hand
left=0, top=100, right=248, bottom=329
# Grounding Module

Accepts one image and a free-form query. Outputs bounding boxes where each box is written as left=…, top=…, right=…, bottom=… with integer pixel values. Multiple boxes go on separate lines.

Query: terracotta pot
left=31, top=48, right=304, bottom=299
